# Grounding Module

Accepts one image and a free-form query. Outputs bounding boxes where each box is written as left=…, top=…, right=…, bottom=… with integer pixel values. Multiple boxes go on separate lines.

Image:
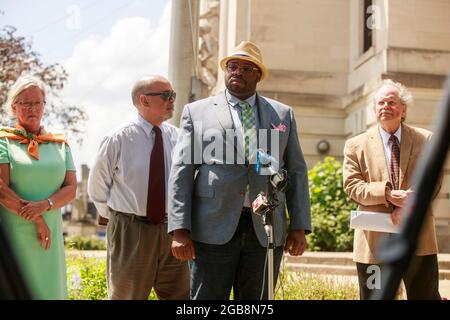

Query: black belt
left=241, top=207, right=252, bottom=214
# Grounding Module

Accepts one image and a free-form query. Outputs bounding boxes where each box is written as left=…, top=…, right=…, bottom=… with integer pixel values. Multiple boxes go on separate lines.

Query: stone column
left=168, top=0, right=200, bottom=127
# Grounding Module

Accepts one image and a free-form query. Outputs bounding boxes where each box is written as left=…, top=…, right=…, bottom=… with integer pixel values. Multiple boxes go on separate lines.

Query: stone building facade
left=170, top=0, right=450, bottom=251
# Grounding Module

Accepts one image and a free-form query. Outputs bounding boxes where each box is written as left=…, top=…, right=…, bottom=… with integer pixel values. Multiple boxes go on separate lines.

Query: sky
left=1, top=0, right=172, bottom=177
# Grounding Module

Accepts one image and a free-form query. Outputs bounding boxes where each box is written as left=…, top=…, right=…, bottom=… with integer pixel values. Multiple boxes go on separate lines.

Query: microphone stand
left=254, top=149, right=287, bottom=300
left=261, top=177, right=278, bottom=300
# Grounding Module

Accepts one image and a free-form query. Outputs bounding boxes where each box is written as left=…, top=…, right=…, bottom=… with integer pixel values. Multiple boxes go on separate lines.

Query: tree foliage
left=307, top=156, right=356, bottom=251
left=0, top=25, right=87, bottom=143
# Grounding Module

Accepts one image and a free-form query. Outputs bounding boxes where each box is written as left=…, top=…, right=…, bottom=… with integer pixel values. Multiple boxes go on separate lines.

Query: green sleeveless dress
left=0, top=137, right=76, bottom=299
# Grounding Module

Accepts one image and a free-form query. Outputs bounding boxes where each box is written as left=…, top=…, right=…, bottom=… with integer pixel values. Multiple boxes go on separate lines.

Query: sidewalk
left=440, top=281, right=450, bottom=299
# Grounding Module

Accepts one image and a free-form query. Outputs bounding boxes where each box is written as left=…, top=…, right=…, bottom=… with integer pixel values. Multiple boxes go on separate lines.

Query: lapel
left=213, top=92, right=234, bottom=132
left=257, top=94, right=271, bottom=130
left=257, top=94, right=282, bottom=155
left=371, top=126, right=390, bottom=182
left=399, top=124, right=413, bottom=189
left=257, top=94, right=279, bottom=130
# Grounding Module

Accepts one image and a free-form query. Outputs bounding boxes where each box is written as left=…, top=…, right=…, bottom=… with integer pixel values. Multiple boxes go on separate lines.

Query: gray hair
left=374, top=79, right=413, bottom=122
left=6, top=75, right=46, bottom=118
left=131, top=76, right=155, bottom=108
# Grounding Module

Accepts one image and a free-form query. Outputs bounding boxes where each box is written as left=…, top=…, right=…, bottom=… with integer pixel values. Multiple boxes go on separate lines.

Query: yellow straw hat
left=219, top=41, right=268, bottom=80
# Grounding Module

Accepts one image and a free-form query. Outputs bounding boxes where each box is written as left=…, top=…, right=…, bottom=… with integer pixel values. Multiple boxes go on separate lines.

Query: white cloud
left=62, top=3, right=171, bottom=171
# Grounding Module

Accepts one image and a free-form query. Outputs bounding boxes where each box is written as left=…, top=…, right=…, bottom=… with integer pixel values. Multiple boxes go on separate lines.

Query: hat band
left=233, top=54, right=250, bottom=57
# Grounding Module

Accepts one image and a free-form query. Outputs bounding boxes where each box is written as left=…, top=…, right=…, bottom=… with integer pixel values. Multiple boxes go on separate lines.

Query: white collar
left=225, top=90, right=257, bottom=109
left=136, top=114, right=162, bottom=137
left=379, top=125, right=402, bottom=146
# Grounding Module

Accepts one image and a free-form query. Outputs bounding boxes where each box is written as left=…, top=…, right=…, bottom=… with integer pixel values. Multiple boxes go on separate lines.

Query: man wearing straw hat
left=168, top=41, right=311, bottom=300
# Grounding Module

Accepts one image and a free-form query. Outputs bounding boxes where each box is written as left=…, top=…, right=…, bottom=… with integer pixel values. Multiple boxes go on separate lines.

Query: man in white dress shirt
left=88, top=75, right=189, bottom=300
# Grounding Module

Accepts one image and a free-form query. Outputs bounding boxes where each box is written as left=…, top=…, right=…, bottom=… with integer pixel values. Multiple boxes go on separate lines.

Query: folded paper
left=350, top=210, right=400, bottom=233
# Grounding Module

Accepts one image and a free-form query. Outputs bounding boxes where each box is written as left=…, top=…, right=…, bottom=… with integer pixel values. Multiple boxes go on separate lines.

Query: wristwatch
left=47, top=198, right=54, bottom=210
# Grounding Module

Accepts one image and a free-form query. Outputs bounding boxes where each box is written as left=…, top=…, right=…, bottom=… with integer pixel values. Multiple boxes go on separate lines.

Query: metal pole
left=168, top=0, right=199, bottom=127
left=264, top=222, right=274, bottom=300
left=263, top=178, right=276, bottom=300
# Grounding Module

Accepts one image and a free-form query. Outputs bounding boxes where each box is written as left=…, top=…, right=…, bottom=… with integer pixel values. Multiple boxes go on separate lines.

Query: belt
left=111, top=209, right=166, bottom=224
left=241, top=207, right=252, bottom=214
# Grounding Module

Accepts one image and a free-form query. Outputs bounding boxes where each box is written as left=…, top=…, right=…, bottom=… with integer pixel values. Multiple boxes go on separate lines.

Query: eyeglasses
left=226, top=63, right=260, bottom=75
left=15, top=100, right=46, bottom=109
left=143, top=90, right=176, bottom=101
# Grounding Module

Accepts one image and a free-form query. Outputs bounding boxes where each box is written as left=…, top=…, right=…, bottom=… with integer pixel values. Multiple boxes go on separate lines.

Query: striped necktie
left=239, top=101, right=257, bottom=162
left=389, top=135, right=400, bottom=190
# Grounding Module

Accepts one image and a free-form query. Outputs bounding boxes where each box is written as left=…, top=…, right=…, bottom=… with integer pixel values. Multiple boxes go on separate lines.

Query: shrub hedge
left=65, top=235, right=106, bottom=250
left=306, top=156, right=356, bottom=251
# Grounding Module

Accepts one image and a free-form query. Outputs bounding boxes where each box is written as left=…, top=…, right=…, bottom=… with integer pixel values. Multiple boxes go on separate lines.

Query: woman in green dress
left=0, top=75, right=77, bottom=299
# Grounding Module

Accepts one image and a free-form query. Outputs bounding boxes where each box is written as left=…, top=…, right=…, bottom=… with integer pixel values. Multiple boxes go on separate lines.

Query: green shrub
left=65, top=235, right=106, bottom=250
left=275, top=271, right=359, bottom=300
left=307, top=156, right=356, bottom=251
left=66, top=253, right=158, bottom=300
left=67, top=254, right=108, bottom=300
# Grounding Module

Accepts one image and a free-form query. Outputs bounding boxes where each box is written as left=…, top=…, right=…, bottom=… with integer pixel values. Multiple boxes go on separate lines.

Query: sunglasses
left=143, top=90, right=176, bottom=101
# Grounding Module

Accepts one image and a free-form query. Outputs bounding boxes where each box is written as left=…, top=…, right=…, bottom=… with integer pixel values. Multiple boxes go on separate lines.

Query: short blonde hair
left=6, top=75, right=46, bottom=118
left=374, top=79, right=413, bottom=122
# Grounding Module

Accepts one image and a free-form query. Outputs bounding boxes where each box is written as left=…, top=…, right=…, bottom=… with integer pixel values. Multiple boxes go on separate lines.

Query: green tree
left=307, top=156, right=356, bottom=251
left=0, top=25, right=87, bottom=143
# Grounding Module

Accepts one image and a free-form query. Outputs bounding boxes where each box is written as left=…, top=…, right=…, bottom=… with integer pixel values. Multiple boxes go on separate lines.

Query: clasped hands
left=386, top=188, right=414, bottom=226
left=19, top=199, right=52, bottom=250
left=18, top=199, right=49, bottom=222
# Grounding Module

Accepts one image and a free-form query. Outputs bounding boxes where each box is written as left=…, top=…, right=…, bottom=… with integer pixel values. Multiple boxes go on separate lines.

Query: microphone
left=252, top=192, right=269, bottom=215
left=255, top=149, right=279, bottom=175
left=255, top=149, right=288, bottom=192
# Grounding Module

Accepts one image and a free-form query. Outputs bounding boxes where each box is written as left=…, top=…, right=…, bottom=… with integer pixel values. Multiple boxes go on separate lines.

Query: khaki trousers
left=106, top=210, right=189, bottom=300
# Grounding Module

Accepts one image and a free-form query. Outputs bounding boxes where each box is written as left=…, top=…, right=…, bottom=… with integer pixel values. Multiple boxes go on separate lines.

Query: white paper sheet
left=350, top=210, right=400, bottom=233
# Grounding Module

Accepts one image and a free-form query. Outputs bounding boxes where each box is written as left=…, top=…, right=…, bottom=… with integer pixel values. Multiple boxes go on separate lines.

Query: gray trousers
left=106, top=210, right=189, bottom=300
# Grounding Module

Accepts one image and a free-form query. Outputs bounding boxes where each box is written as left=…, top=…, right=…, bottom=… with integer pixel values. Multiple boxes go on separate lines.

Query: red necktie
left=146, top=126, right=165, bottom=224
left=389, top=135, right=400, bottom=190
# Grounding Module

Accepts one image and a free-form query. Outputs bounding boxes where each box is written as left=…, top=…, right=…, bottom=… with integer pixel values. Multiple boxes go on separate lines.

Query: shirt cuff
left=93, top=202, right=111, bottom=219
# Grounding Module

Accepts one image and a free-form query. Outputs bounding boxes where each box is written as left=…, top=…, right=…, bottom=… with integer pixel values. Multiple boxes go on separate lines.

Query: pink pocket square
left=271, top=122, right=287, bottom=132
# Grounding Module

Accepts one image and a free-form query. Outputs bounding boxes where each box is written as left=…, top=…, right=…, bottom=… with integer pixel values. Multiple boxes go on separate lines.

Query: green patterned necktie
left=239, top=101, right=257, bottom=162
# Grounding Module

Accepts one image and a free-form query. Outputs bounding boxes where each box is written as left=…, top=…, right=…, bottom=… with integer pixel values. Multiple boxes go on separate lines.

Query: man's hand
left=284, top=230, right=307, bottom=256
left=386, top=189, right=414, bottom=207
left=391, top=207, right=403, bottom=226
left=172, top=229, right=196, bottom=261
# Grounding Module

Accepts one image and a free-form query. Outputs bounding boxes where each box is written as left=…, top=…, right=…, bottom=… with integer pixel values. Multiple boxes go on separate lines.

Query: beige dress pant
left=106, top=210, right=189, bottom=300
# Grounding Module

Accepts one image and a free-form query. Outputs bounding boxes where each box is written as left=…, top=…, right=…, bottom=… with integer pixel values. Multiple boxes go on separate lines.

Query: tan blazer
left=343, top=124, right=440, bottom=264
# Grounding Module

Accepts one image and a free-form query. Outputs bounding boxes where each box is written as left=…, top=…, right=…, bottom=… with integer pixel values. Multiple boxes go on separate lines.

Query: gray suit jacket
left=168, top=92, right=311, bottom=247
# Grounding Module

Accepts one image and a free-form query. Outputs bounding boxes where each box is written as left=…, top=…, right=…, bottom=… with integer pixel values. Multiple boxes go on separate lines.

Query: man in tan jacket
left=343, top=79, right=441, bottom=300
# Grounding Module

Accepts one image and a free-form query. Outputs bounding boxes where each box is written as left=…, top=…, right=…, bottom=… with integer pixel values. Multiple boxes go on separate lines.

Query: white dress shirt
left=225, top=90, right=259, bottom=208
left=225, top=90, right=260, bottom=131
left=88, top=114, right=178, bottom=218
left=379, top=125, right=402, bottom=178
